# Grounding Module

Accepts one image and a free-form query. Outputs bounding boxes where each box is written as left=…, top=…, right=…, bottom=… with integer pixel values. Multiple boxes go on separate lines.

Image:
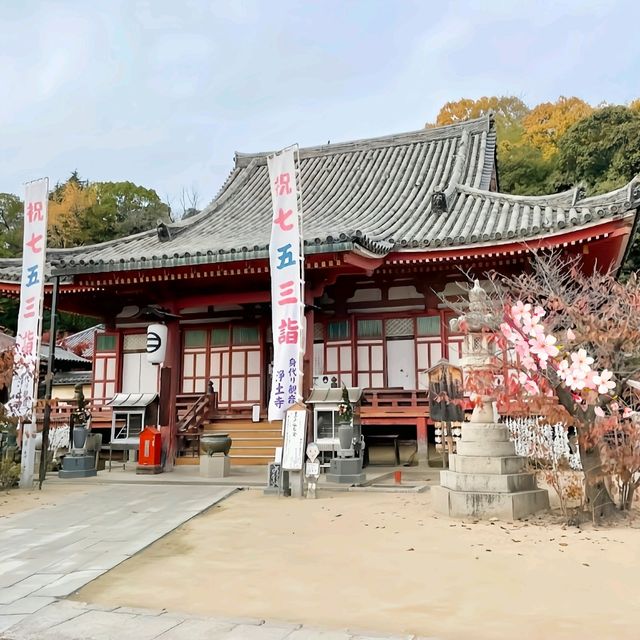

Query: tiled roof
left=0, top=116, right=638, bottom=281
left=53, top=370, right=92, bottom=386
left=415, top=181, right=640, bottom=248
left=59, top=324, right=104, bottom=359
left=29, top=116, right=499, bottom=276
left=0, top=331, right=91, bottom=365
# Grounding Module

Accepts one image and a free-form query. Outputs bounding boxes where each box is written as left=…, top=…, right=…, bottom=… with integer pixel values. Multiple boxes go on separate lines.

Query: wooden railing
left=176, top=386, right=218, bottom=434
left=362, top=389, right=430, bottom=408
left=34, top=399, right=113, bottom=428
left=360, top=389, right=430, bottom=426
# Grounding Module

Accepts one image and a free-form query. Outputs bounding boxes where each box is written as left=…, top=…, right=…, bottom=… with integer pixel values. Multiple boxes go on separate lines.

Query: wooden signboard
left=282, top=403, right=307, bottom=471
left=427, top=360, right=464, bottom=422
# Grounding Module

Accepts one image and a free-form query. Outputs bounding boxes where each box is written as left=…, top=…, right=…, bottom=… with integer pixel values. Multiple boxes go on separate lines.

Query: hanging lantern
left=146, top=323, right=168, bottom=364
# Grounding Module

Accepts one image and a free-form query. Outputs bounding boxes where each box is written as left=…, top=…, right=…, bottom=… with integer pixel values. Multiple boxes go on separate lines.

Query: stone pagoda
left=432, top=281, right=549, bottom=520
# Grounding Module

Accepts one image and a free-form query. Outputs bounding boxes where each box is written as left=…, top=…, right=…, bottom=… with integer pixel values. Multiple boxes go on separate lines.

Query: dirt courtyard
left=76, top=489, right=640, bottom=640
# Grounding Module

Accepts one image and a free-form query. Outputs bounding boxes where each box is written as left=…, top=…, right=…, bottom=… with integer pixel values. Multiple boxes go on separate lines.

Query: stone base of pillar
left=199, top=454, right=230, bottom=478
left=58, top=454, right=97, bottom=479
left=432, top=423, right=549, bottom=520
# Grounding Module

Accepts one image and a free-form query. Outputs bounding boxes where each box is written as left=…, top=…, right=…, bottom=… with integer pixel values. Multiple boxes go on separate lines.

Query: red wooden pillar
left=160, top=312, right=181, bottom=470
left=416, top=416, right=428, bottom=464
left=303, top=294, right=314, bottom=400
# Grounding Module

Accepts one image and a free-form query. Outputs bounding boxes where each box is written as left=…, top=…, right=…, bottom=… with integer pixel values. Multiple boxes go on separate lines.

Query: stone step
left=229, top=454, right=273, bottom=465
left=203, top=428, right=282, bottom=439
left=432, top=485, right=550, bottom=520
left=456, top=440, right=516, bottom=457
left=440, top=469, right=536, bottom=493
left=175, top=457, right=199, bottom=466
left=219, top=436, right=283, bottom=447
left=461, top=424, right=510, bottom=442
left=450, top=454, right=525, bottom=475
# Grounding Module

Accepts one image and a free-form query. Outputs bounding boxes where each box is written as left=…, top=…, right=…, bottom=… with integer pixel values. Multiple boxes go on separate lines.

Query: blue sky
left=2, top=0, right=639, bottom=213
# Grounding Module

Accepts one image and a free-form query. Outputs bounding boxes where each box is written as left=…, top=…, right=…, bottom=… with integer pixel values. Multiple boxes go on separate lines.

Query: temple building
left=1, top=115, right=638, bottom=466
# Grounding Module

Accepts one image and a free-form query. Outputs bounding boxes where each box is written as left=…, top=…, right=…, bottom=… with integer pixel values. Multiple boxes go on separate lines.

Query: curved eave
left=49, top=235, right=394, bottom=277
left=386, top=212, right=635, bottom=264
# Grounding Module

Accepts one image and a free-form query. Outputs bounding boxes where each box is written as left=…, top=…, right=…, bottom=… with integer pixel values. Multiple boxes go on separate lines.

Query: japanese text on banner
left=8, top=179, right=49, bottom=420
left=267, top=148, right=303, bottom=421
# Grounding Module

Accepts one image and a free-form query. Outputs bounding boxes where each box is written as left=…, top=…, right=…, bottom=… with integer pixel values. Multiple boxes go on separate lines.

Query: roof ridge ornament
left=629, top=179, right=640, bottom=205
left=156, top=221, right=172, bottom=242
left=431, top=190, right=447, bottom=214
left=572, top=184, right=587, bottom=206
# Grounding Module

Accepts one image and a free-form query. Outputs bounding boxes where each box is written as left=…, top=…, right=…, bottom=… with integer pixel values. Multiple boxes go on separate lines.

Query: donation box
left=136, top=427, right=163, bottom=474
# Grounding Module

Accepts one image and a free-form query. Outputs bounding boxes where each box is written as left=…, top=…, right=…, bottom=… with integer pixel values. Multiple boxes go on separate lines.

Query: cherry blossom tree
left=448, top=254, right=640, bottom=520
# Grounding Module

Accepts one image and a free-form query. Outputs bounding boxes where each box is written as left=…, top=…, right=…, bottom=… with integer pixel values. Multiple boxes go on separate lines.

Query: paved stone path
left=0, top=600, right=438, bottom=639
left=0, top=484, right=438, bottom=639
left=0, top=484, right=236, bottom=632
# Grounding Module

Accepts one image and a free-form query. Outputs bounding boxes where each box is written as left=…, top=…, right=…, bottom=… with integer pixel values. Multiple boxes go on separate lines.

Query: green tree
left=92, top=181, right=171, bottom=237
left=47, top=173, right=171, bottom=246
left=498, top=142, right=556, bottom=195
left=555, top=105, right=640, bottom=192
left=0, top=193, right=24, bottom=257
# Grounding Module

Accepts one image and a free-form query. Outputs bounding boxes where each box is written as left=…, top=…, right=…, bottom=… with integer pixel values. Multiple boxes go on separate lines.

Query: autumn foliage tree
left=522, top=96, right=593, bottom=159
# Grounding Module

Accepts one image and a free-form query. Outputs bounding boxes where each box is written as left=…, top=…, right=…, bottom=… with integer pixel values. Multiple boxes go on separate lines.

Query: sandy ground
left=0, top=482, right=91, bottom=518
left=76, top=488, right=640, bottom=640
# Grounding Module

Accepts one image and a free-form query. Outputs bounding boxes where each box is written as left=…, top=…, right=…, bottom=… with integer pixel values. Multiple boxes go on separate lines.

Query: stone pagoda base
left=432, top=423, right=549, bottom=520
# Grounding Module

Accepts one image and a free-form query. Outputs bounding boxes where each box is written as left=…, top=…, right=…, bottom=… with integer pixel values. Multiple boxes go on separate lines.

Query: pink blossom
left=566, top=328, right=576, bottom=341
left=521, top=354, right=537, bottom=371
left=500, top=322, right=517, bottom=342
left=518, top=372, right=540, bottom=396
left=514, top=338, right=531, bottom=359
left=570, top=348, right=594, bottom=370
left=556, top=359, right=569, bottom=379
left=609, top=401, right=619, bottom=412
left=529, top=333, right=559, bottom=364
left=593, top=369, right=615, bottom=395
left=511, top=301, right=532, bottom=326
left=623, top=407, right=634, bottom=418
left=594, top=406, right=605, bottom=418
left=533, top=306, right=546, bottom=320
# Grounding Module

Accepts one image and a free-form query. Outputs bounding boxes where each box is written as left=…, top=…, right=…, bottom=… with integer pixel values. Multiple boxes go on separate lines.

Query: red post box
left=136, top=426, right=163, bottom=474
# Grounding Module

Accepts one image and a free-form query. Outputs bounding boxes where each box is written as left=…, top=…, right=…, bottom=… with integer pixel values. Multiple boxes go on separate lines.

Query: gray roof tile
left=0, top=116, right=638, bottom=281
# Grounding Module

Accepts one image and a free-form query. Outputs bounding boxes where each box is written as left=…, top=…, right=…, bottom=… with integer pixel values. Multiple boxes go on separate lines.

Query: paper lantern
left=146, top=323, right=168, bottom=364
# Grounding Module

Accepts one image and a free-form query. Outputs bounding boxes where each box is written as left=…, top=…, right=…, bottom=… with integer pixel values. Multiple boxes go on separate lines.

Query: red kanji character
left=27, top=202, right=43, bottom=223
left=278, top=281, right=297, bottom=306
left=273, top=208, right=294, bottom=232
left=23, top=296, right=36, bottom=319
left=274, top=173, right=292, bottom=196
left=278, top=318, right=299, bottom=344
left=26, top=233, right=44, bottom=254
left=20, top=330, right=35, bottom=354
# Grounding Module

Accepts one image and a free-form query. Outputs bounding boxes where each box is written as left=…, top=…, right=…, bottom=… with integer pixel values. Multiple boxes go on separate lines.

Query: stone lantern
left=432, top=281, right=549, bottom=520
left=450, top=280, right=500, bottom=423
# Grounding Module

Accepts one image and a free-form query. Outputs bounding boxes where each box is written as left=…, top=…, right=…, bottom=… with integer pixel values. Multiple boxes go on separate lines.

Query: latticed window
left=232, top=326, right=260, bottom=345
left=417, top=316, right=441, bottom=336
left=328, top=320, right=350, bottom=340
left=357, top=319, right=383, bottom=338
left=385, top=318, right=414, bottom=337
left=96, top=334, right=116, bottom=351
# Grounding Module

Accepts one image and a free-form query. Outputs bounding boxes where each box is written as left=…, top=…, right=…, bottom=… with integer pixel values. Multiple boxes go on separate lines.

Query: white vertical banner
left=267, top=147, right=304, bottom=422
left=8, top=178, right=49, bottom=487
